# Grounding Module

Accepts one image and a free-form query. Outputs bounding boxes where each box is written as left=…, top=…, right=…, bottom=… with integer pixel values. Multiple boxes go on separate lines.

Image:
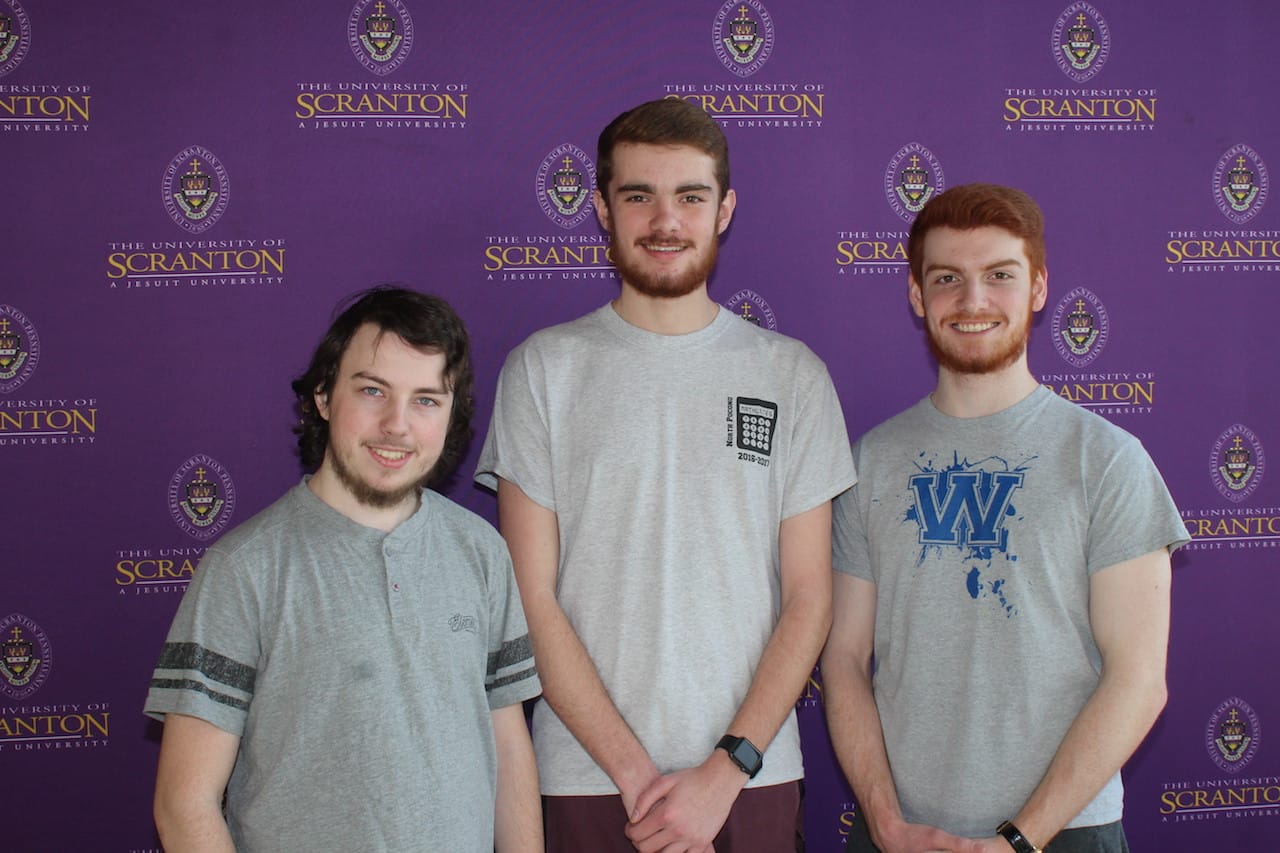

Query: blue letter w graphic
left=908, top=470, right=1025, bottom=549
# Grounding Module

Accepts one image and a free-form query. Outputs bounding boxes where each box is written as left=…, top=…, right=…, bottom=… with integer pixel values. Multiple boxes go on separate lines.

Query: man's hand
left=969, top=838, right=1019, bottom=853
left=617, top=764, right=663, bottom=832
left=623, top=752, right=746, bottom=852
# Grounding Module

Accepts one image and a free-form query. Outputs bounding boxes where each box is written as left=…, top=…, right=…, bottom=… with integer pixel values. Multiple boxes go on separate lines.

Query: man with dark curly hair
left=145, top=286, right=542, bottom=852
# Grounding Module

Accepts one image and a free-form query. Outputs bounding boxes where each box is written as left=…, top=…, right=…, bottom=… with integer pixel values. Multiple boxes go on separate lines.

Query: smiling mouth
left=639, top=240, right=690, bottom=254
left=951, top=321, right=1000, bottom=333
left=369, top=447, right=411, bottom=464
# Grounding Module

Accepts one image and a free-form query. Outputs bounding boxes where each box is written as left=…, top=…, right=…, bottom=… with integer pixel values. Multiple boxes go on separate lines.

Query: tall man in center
left=476, top=98, right=856, bottom=852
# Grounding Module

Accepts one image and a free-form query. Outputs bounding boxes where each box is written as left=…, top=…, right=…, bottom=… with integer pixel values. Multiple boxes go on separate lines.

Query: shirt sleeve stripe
left=486, top=662, right=538, bottom=692
left=148, top=677, right=252, bottom=713
left=487, top=634, right=533, bottom=675
left=154, top=642, right=257, bottom=694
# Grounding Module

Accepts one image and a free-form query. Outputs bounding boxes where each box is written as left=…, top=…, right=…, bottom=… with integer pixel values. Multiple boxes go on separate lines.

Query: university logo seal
left=1052, top=3, right=1110, bottom=82
left=724, top=289, right=777, bottom=331
left=0, top=614, right=52, bottom=701
left=168, top=454, right=237, bottom=540
left=1205, top=697, right=1262, bottom=773
left=537, top=144, right=595, bottom=229
left=884, top=143, right=945, bottom=222
left=1051, top=287, right=1109, bottom=367
left=0, top=303, right=39, bottom=393
left=1210, top=424, right=1265, bottom=503
left=0, top=1, right=30, bottom=77
left=162, top=146, right=231, bottom=234
left=1213, top=144, right=1269, bottom=225
left=713, top=0, right=774, bottom=78
left=349, top=0, right=414, bottom=76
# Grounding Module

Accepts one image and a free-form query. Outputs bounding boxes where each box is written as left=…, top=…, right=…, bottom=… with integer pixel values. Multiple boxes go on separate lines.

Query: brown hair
left=596, top=98, right=730, bottom=202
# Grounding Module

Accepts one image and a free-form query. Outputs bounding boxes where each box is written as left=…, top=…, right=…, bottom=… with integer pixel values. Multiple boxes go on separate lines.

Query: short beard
left=610, top=230, right=718, bottom=299
left=326, top=444, right=423, bottom=509
left=925, top=306, right=1032, bottom=375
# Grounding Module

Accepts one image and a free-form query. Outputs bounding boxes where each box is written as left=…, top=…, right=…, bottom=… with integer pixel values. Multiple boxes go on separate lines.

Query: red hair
left=908, top=183, right=1046, bottom=283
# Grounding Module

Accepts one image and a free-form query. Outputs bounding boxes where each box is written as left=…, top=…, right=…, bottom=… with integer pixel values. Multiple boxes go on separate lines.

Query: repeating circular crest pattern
left=1205, top=697, right=1262, bottom=774
left=0, top=1, right=31, bottom=78
left=348, top=0, right=414, bottom=76
left=1051, top=287, right=1109, bottom=368
left=537, top=144, right=596, bottom=230
left=1210, top=424, right=1265, bottom=503
left=713, top=0, right=775, bottom=78
left=162, top=146, right=231, bottom=235
left=0, top=613, right=52, bottom=701
left=1213, top=144, right=1269, bottom=225
left=884, top=143, right=945, bottom=223
left=0, top=303, right=39, bottom=394
left=1052, top=2, right=1110, bottom=82
left=168, top=454, right=237, bottom=541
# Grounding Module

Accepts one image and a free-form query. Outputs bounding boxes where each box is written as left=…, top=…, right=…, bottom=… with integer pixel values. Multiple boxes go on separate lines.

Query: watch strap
left=996, top=820, right=1041, bottom=853
left=715, top=734, right=762, bottom=779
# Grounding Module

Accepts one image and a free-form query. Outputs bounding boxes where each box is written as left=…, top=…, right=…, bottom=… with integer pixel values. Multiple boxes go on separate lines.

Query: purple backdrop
left=2, top=1, right=1277, bottom=849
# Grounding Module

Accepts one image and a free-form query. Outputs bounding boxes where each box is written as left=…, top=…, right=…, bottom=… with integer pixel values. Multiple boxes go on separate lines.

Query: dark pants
left=842, top=808, right=1129, bottom=853
left=544, top=780, right=805, bottom=853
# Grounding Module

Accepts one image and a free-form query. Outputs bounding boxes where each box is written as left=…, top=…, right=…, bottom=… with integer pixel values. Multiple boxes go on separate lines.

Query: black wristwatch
left=716, top=734, right=763, bottom=779
left=996, top=820, right=1042, bottom=853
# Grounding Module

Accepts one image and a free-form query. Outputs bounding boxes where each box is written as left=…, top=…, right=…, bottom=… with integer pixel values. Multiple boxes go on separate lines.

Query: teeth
left=953, top=322, right=998, bottom=332
left=643, top=244, right=684, bottom=253
left=372, top=448, right=408, bottom=461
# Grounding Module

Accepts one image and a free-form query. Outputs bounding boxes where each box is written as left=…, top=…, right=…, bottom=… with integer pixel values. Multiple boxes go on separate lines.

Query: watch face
left=717, top=734, right=763, bottom=777
left=725, top=736, right=762, bottom=776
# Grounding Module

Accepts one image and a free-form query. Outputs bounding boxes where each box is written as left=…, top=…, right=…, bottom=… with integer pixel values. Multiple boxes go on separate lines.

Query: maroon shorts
left=544, top=780, right=804, bottom=853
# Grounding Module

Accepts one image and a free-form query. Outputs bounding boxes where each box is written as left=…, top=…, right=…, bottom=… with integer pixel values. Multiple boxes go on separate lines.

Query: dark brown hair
left=290, top=286, right=474, bottom=485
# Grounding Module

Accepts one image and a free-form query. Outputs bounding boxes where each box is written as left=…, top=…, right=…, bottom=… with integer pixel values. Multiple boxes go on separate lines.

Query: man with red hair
left=823, top=184, right=1187, bottom=853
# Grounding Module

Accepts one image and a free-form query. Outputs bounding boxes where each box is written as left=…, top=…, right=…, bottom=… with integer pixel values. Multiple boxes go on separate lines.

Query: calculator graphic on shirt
left=735, top=397, right=778, bottom=456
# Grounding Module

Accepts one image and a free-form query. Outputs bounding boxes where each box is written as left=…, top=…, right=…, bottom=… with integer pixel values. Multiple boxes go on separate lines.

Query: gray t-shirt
left=145, top=481, right=540, bottom=853
left=477, top=304, right=855, bottom=794
left=833, top=387, right=1188, bottom=836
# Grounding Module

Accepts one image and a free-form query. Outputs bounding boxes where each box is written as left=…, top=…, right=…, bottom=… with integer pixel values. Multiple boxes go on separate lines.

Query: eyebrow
left=924, top=257, right=1025, bottom=275
left=350, top=370, right=450, bottom=396
left=615, top=182, right=714, bottom=195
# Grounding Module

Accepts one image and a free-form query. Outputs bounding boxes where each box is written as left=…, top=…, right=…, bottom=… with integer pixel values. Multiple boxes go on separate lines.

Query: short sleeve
left=143, top=545, right=260, bottom=735
left=832, top=442, right=873, bottom=582
left=781, top=357, right=856, bottom=519
left=1085, top=434, right=1191, bottom=574
left=475, top=341, right=555, bottom=510
left=483, top=541, right=540, bottom=710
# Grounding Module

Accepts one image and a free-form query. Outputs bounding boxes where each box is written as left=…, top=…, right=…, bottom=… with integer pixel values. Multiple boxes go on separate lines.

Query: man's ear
left=594, top=189, right=611, bottom=233
left=1031, top=267, right=1048, bottom=313
left=314, top=386, right=330, bottom=421
left=908, top=276, right=925, bottom=318
left=716, top=188, right=737, bottom=235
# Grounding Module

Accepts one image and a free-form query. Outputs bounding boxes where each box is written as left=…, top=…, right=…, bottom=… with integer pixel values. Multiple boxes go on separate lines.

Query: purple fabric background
left=2, top=1, right=1276, bottom=849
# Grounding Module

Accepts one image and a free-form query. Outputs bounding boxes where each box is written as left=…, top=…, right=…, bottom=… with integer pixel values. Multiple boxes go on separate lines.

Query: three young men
left=147, top=105, right=1184, bottom=853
